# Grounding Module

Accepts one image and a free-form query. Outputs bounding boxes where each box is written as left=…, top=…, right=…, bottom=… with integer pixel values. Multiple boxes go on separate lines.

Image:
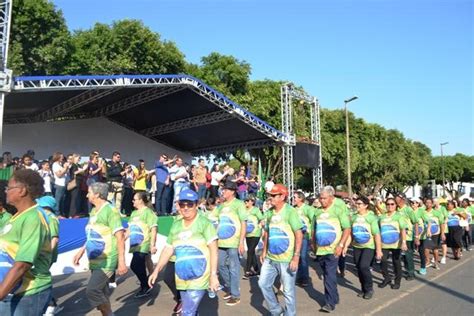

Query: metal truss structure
left=281, top=82, right=322, bottom=199
left=0, top=0, right=12, bottom=151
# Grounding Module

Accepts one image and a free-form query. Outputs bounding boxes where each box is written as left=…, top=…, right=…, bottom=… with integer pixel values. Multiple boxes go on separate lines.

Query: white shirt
left=169, top=165, right=188, bottom=182
left=211, top=171, right=223, bottom=186
left=25, top=163, right=39, bottom=172
left=52, top=162, right=66, bottom=186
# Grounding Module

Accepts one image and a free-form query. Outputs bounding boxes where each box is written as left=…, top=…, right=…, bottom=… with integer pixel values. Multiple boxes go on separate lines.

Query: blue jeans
left=155, top=182, right=165, bottom=214
left=0, top=287, right=52, bottom=316
left=54, top=184, right=66, bottom=216
left=181, top=290, right=205, bottom=315
left=172, top=181, right=189, bottom=212
left=296, top=238, right=309, bottom=282
left=258, top=258, right=297, bottom=316
left=197, top=184, right=207, bottom=200
left=218, top=248, right=240, bottom=299
left=317, top=254, right=339, bottom=308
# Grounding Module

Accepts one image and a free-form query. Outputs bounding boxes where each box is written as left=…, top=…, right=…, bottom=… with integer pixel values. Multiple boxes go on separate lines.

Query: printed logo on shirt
left=217, top=216, right=236, bottom=239
left=380, top=223, right=400, bottom=246
left=175, top=245, right=207, bottom=281
left=129, top=224, right=145, bottom=248
left=178, top=230, right=193, bottom=241
left=268, top=227, right=290, bottom=255
left=0, top=245, right=22, bottom=293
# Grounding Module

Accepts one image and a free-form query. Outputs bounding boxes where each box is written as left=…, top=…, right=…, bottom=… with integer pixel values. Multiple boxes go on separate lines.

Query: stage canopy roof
left=4, top=74, right=291, bottom=155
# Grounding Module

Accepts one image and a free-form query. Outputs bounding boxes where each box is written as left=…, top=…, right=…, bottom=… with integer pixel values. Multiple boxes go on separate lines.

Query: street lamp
left=440, top=142, right=449, bottom=197
left=344, top=96, right=358, bottom=199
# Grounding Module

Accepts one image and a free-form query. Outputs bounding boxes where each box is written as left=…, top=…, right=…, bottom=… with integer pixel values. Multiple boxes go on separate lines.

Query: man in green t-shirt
left=313, top=186, right=351, bottom=313
left=258, top=184, right=303, bottom=316
left=293, top=190, right=314, bottom=287
left=73, top=182, right=127, bottom=316
left=215, top=182, right=247, bottom=306
left=148, top=189, right=219, bottom=315
left=395, top=193, right=418, bottom=281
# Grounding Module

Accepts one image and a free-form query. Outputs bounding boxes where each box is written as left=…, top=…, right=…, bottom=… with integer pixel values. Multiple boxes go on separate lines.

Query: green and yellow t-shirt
left=246, top=207, right=264, bottom=238
left=413, top=207, right=427, bottom=240
left=166, top=214, right=217, bottom=291
left=422, top=209, right=444, bottom=237
left=379, top=212, right=407, bottom=249
left=435, top=205, right=449, bottom=233
left=264, top=204, right=303, bottom=263
left=313, top=201, right=351, bottom=256
left=42, top=208, right=59, bottom=263
left=129, top=207, right=158, bottom=253
left=165, top=214, right=182, bottom=263
left=86, top=203, right=124, bottom=271
left=398, top=205, right=418, bottom=241
left=0, top=205, right=52, bottom=296
left=216, top=198, right=247, bottom=248
left=205, top=208, right=219, bottom=229
left=351, top=212, right=380, bottom=249
left=465, top=206, right=473, bottom=224
left=0, top=209, right=12, bottom=228
left=295, top=204, right=315, bottom=240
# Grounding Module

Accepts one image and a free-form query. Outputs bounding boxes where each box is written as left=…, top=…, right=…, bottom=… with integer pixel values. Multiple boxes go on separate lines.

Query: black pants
left=353, top=248, right=374, bottom=293
left=164, top=261, right=181, bottom=302
left=210, top=185, right=219, bottom=199
left=131, top=252, right=149, bottom=290
left=245, top=237, right=260, bottom=273
left=381, top=248, right=402, bottom=285
left=462, top=229, right=472, bottom=250
left=418, top=239, right=426, bottom=268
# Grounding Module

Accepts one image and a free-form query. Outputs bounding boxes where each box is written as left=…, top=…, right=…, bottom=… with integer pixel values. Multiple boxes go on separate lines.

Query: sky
left=53, top=0, right=473, bottom=156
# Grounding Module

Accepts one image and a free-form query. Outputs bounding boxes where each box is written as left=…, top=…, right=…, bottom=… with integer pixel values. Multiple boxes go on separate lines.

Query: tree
left=67, top=19, right=186, bottom=75
left=429, top=154, right=474, bottom=196
left=8, top=0, right=72, bottom=75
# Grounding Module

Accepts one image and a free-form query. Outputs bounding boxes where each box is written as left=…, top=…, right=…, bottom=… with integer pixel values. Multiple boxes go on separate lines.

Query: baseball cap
left=36, top=195, right=57, bottom=212
left=410, top=197, right=421, bottom=203
left=269, top=184, right=289, bottom=197
left=178, top=189, right=198, bottom=202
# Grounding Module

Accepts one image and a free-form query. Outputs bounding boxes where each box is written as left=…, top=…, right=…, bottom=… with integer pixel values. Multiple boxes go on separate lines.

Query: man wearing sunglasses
left=215, top=182, right=247, bottom=306
left=258, top=184, right=303, bottom=316
left=148, top=189, right=219, bottom=315
left=313, top=186, right=351, bottom=313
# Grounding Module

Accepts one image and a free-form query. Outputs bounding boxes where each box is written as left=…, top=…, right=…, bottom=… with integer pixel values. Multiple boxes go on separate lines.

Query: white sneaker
left=43, top=306, right=64, bottom=315
left=440, top=257, right=446, bottom=264
left=430, top=258, right=435, bottom=264
left=109, top=282, right=118, bottom=289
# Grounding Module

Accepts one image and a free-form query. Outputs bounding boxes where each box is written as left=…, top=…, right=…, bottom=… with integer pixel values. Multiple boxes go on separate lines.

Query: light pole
left=344, top=96, right=358, bottom=199
left=440, top=142, right=449, bottom=197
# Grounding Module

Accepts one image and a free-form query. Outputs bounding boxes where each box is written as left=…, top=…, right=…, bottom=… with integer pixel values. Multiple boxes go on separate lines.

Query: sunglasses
left=178, top=202, right=195, bottom=209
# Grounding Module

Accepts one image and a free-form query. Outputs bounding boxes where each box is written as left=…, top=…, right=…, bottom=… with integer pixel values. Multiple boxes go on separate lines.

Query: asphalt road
left=52, top=249, right=474, bottom=315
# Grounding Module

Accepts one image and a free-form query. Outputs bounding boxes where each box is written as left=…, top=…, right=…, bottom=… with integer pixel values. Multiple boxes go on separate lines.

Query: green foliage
left=67, top=20, right=186, bottom=74
left=8, top=0, right=72, bottom=75
left=429, top=154, right=474, bottom=184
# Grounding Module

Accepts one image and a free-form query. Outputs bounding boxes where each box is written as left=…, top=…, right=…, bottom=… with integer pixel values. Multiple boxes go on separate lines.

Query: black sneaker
left=319, top=304, right=335, bottom=313
left=378, top=279, right=391, bottom=288
left=391, top=283, right=400, bottom=290
left=363, top=290, right=373, bottom=300
left=173, top=301, right=182, bottom=314
left=134, top=287, right=151, bottom=298
left=406, top=275, right=415, bottom=281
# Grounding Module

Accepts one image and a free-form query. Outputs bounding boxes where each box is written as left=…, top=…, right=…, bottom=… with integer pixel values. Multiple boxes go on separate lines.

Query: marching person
left=293, top=190, right=315, bottom=287
left=378, top=197, right=407, bottom=290
left=126, top=192, right=158, bottom=298
left=215, top=181, right=247, bottom=306
left=148, top=189, right=220, bottom=315
left=73, top=182, right=127, bottom=316
left=258, top=184, right=303, bottom=316
left=395, top=193, right=418, bottom=281
left=351, top=196, right=382, bottom=299
left=422, top=198, right=445, bottom=270
left=243, top=195, right=264, bottom=279
left=312, top=186, right=351, bottom=313
left=446, top=200, right=466, bottom=260
left=0, top=170, right=52, bottom=315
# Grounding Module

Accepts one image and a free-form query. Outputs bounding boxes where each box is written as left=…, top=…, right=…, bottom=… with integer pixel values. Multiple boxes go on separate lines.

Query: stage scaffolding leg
left=281, top=84, right=295, bottom=202
left=310, top=98, right=323, bottom=196
left=0, top=0, right=13, bottom=152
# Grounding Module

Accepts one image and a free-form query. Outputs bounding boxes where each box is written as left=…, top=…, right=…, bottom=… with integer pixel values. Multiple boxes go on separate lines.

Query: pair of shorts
left=86, top=269, right=115, bottom=308
left=424, top=235, right=440, bottom=250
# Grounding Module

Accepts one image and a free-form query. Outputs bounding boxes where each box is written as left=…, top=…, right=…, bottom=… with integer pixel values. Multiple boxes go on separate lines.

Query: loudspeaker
left=293, top=143, right=320, bottom=168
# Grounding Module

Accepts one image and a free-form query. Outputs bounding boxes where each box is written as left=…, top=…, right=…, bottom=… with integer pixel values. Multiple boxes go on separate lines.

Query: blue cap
left=178, top=189, right=198, bottom=202
left=36, top=195, right=57, bottom=212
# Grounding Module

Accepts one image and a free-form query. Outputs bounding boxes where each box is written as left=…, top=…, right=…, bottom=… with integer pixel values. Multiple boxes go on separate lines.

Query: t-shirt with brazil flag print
left=264, top=203, right=303, bottom=263
left=313, top=201, right=351, bottom=256
left=216, top=198, right=247, bottom=248
left=414, top=208, right=427, bottom=240
left=0, top=205, right=52, bottom=296
left=422, top=209, right=445, bottom=237
left=351, top=212, right=380, bottom=249
left=246, top=207, right=264, bottom=238
left=86, top=203, right=124, bottom=271
left=166, top=213, right=217, bottom=291
left=398, top=205, right=418, bottom=241
left=379, top=212, right=407, bottom=249
left=129, top=207, right=158, bottom=254
left=42, top=208, right=59, bottom=263
left=295, top=204, right=315, bottom=240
